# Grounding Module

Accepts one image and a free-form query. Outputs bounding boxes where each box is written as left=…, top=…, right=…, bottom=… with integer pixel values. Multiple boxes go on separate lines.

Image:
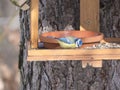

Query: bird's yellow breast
left=57, top=40, right=76, bottom=49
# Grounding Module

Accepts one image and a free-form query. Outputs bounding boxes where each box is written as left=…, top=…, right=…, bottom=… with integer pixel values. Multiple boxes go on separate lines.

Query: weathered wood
left=29, top=0, right=101, bottom=67
left=30, top=0, right=39, bottom=48
left=27, top=37, right=120, bottom=66
left=102, top=38, right=120, bottom=43
left=80, top=0, right=101, bottom=67
left=80, top=0, right=99, bottom=31
left=27, top=55, right=120, bottom=61
left=31, top=0, right=120, bottom=67
left=27, top=49, right=120, bottom=61
left=28, top=49, right=120, bottom=56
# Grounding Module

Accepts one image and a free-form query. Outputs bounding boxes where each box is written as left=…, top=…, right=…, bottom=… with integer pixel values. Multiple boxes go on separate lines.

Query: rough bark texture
left=19, top=0, right=120, bottom=90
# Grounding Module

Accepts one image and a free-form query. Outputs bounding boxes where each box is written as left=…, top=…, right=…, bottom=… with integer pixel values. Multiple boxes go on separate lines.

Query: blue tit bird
left=56, top=36, right=82, bottom=49
left=10, top=0, right=30, bottom=11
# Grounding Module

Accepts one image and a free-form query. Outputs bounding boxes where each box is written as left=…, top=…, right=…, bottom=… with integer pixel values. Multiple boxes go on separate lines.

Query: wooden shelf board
left=27, top=38, right=120, bottom=61
left=27, top=55, right=120, bottom=61
left=28, top=49, right=120, bottom=56
left=102, top=38, right=120, bottom=43
left=27, top=49, right=120, bottom=61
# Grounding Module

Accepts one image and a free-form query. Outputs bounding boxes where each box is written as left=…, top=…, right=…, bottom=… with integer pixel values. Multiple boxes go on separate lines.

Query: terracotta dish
left=39, top=30, right=104, bottom=49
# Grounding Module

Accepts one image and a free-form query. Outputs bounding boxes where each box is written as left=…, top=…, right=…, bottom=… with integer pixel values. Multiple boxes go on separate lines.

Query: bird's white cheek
left=75, top=42, right=79, bottom=47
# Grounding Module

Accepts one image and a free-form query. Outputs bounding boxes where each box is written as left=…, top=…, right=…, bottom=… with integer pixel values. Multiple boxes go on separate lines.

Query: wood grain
left=80, top=0, right=100, bottom=67
left=80, top=0, right=99, bottom=31
left=27, top=54, right=120, bottom=61
left=102, top=38, right=120, bottom=43
left=28, top=49, right=120, bottom=56
left=29, top=0, right=120, bottom=68
left=30, top=0, right=39, bottom=48
left=28, top=37, right=120, bottom=62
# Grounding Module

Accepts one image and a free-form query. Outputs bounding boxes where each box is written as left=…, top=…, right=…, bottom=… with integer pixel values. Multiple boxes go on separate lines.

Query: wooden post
left=80, top=0, right=99, bottom=31
left=80, top=0, right=102, bottom=68
left=30, top=0, right=39, bottom=48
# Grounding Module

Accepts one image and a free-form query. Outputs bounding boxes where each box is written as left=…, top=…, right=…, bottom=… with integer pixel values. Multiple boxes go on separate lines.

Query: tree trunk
left=19, top=0, right=120, bottom=90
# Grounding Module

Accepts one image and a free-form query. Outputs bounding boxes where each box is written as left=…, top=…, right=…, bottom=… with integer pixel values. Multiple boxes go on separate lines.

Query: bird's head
left=75, top=38, right=83, bottom=47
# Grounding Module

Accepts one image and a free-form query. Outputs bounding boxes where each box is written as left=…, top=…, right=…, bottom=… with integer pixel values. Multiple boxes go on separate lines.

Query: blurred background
left=0, top=0, right=20, bottom=90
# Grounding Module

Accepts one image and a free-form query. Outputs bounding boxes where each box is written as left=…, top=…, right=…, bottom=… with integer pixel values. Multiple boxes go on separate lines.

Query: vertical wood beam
left=30, top=0, right=39, bottom=48
left=80, top=0, right=99, bottom=31
left=80, top=0, right=101, bottom=68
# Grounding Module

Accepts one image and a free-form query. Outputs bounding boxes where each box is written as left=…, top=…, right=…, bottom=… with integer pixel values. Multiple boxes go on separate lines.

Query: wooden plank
left=28, top=37, right=120, bottom=67
left=102, top=38, right=120, bottom=43
left=27, top=54, right=120, bottom=61
left=28, top=49, right=120, bottom=56
left=30, top=0, right=39, bottom=48
left=80, top=0, right=100, bottom=67
left=80, top=0, right=99, bottom=31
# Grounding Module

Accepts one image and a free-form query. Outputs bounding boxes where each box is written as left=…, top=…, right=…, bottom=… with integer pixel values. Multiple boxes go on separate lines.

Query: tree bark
left=19, top=0, right=120, bottom=90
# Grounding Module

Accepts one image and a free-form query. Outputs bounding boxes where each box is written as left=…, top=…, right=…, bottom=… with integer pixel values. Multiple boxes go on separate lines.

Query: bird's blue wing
left=67, top=37, right=77, bottom=43
left=57, top=36, right=82, bottom=48
left=58, top=37, right=73, bottom=44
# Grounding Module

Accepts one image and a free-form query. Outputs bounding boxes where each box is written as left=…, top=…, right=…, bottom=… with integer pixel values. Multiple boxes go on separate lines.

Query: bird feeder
left=27, top=0, right=120, bottom=68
